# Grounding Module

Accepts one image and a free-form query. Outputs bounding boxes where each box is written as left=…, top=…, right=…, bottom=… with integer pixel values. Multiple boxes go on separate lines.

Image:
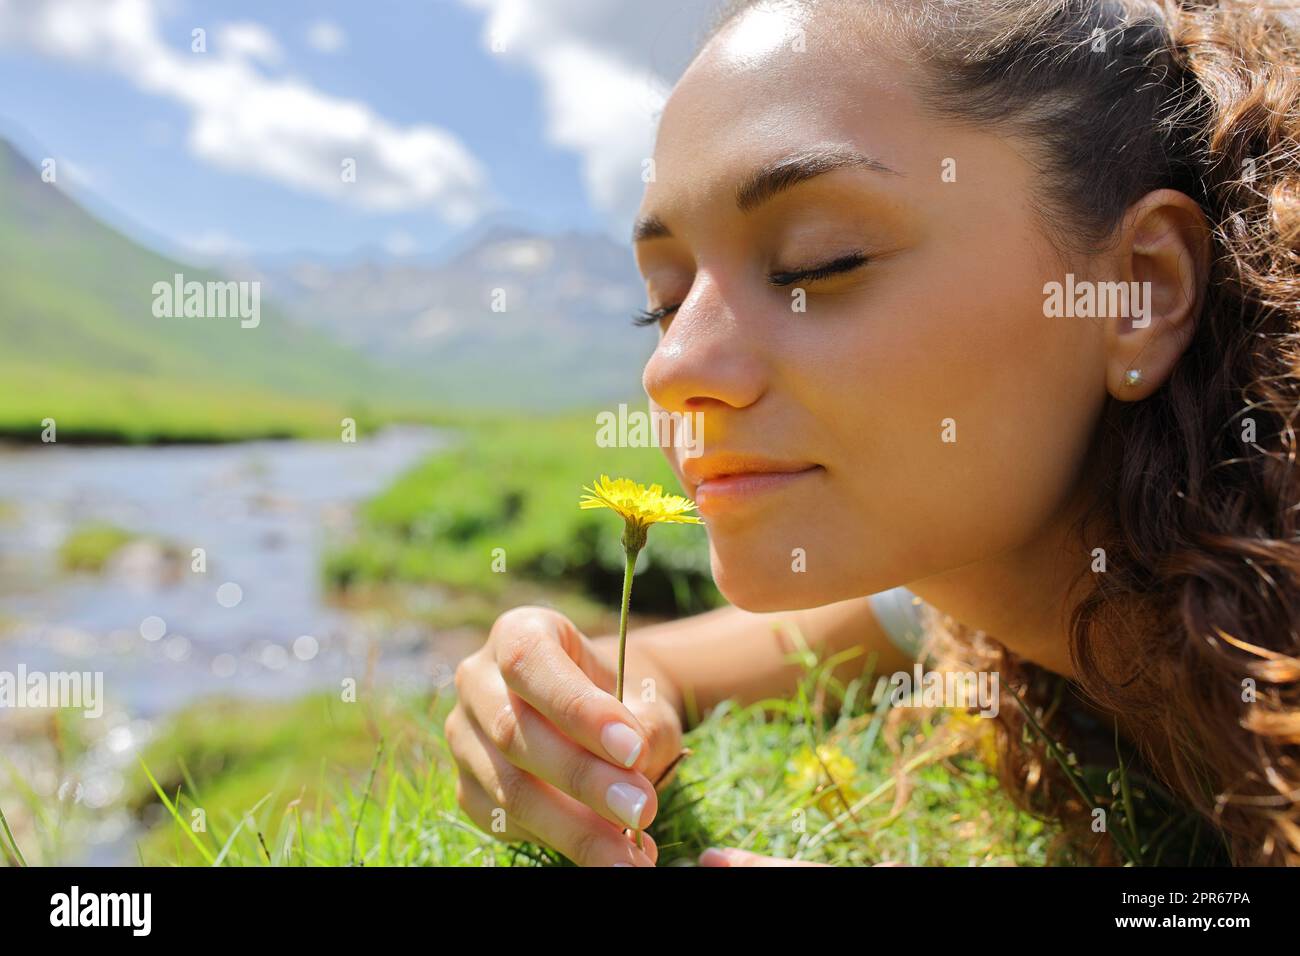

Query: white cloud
left=181, top=230, right=250, bottom=259
left=217, top=21, right=282, bottom=66
left=0, top=0, right=492, bottom=220
left=458, top=0, right=713, bottom=230
left=531, top=42, right=669, bottom=223
left=305, top=19, right=346, bottom=54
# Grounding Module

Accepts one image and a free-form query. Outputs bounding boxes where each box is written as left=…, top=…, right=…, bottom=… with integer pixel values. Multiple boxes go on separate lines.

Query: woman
left=445, top=0, right=1300, bottom=866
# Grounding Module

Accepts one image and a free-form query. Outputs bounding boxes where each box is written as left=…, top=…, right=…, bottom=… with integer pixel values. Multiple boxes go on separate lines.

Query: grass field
left=323, top=411, right=722, bottom=621
left=0, top=358, right=443, bottom=444
left=0, top=361, right=345, bottom=443
left=1, top=648, right=1066, bottom=868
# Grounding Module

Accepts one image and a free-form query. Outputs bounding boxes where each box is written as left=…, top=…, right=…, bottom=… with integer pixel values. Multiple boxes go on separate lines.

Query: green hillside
left=0, top=141, right=427, bottom=441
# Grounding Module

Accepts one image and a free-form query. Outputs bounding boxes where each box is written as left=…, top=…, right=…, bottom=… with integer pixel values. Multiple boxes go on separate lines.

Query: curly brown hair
left=704, top=0, right=1300, bottom=865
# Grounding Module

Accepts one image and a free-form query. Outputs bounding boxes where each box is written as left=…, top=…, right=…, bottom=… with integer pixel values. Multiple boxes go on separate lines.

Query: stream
left=0, top=425, right=470, bottom=864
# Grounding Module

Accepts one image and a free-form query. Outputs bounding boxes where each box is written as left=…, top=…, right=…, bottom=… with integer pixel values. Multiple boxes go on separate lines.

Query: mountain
left=0, top=139, right=426, bottom=440
left=0, top=136, right=656, bottom=438
left=251, top=226, right=655, bottom=411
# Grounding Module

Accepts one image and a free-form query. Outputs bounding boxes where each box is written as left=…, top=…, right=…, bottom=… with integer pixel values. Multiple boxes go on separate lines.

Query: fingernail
left=612, top=862, right=634, bottom=867
left=699, top=847, right=730, bottom=867
left=601, top=722, right=643, bottom=768
left=606, top=782, right=649, bottom=829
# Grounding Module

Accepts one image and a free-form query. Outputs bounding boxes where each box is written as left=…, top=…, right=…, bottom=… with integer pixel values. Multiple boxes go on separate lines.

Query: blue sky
left=0, top=0, right=710, bottom=261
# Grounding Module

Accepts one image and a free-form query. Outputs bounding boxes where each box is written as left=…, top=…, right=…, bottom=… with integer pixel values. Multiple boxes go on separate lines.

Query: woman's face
left=635, top=5, right=1110, bottom=612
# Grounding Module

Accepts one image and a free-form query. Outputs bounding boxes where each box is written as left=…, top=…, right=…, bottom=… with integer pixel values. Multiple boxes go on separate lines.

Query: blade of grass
left=211, top=793, right=273, bottom=867
left=377, top=746, right=399, bottom=866
left=1005, top=685, right=1142, bottom=864
left=175, top=754, right=230, bottom=851
left=138, top=758, right=215, bottom=865
left=0, top=803, right=27, bottom=867
left=349, top=738, right=384, bottom=866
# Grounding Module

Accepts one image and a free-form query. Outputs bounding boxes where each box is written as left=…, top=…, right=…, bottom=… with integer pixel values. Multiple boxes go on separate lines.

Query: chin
left=708, top=550, right=852, bottom=613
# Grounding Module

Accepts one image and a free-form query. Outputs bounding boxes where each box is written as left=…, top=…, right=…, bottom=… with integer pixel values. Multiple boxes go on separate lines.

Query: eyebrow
left=631, top=144, right=897, bottom=243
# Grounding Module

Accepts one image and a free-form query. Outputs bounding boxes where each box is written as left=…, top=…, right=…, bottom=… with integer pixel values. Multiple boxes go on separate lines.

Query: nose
left=641, top=271, right=767, bottom=415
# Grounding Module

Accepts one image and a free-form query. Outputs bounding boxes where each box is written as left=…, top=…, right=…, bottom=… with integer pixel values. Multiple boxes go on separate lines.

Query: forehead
left=643, top=5, right=920, bottom=212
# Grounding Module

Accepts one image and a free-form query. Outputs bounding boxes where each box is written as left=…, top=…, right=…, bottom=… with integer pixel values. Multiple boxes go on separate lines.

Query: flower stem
left=615, top=541, right=644, bottom=851
left=615, top=544, right=639, bottom=703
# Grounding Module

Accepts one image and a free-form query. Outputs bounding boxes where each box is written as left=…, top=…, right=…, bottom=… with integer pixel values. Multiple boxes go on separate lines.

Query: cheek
left=802, top=235, right=1108, bottom=578
left=657, top=437, right=685, bottom=488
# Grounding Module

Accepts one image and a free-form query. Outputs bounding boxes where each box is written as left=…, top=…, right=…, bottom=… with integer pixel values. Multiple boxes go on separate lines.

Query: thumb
left=564, top=617, right=683, bottom=782
left=623, top=688, right=685, bottom=787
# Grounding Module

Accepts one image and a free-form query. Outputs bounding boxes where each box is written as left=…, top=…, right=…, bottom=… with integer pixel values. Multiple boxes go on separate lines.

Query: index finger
left=492, top=607, right=649, bottom=772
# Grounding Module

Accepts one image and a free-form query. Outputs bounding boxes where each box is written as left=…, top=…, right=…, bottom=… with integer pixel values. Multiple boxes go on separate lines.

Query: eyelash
left=632, top=305, right=676, bottom=327
left=768, top=251, right=870, bottom=287
left=632, top=251, right=870, bottom=327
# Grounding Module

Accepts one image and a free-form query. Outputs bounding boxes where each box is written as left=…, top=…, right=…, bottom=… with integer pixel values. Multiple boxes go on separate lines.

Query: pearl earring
left=1124, top=368, right=1143, bottom=387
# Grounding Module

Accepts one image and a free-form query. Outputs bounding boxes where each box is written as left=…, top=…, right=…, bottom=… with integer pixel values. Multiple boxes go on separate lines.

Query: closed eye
left=632, top=250, right=870, bottom=327
left=768, top=251, right=869, bottom=287
left=632, top=304, right=679, bottom=327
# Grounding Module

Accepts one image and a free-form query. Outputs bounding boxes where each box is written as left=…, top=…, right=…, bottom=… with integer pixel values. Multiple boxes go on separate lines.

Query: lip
left=684, top=454, right=823, bottom=515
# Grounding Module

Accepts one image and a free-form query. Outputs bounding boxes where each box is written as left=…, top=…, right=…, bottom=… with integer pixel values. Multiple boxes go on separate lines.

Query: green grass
left=58, top=522, right=140, bottom=572
left=0, top=358, right=444, bottom=444
left=0, top=360, right=347, bottom=443
left=28, top=645, right=1062, bottom=867
left=2, top=633, right=1230, bottom=867
left=321, top=411, right=717, bottom=621
left=323, top=412, right=722, bottom=618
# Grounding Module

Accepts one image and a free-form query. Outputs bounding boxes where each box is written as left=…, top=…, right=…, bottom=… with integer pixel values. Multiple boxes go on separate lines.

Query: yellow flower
left=785, top=744, right=861, bottom=816
left=579, top=474, right=701, bottom=550
left=948, top=710, right=999, bottom=770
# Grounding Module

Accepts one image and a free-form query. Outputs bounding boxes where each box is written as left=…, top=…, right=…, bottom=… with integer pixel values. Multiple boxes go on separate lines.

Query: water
left=0, top=425, right=468, bottom=863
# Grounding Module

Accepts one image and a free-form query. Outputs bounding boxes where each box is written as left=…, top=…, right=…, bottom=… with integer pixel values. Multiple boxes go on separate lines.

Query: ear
left=1103, top=188, right=1211, bottom=400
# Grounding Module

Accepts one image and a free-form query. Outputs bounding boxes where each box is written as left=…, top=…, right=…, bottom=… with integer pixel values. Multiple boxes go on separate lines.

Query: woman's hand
left=445, top=605, right=684, bottom=866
